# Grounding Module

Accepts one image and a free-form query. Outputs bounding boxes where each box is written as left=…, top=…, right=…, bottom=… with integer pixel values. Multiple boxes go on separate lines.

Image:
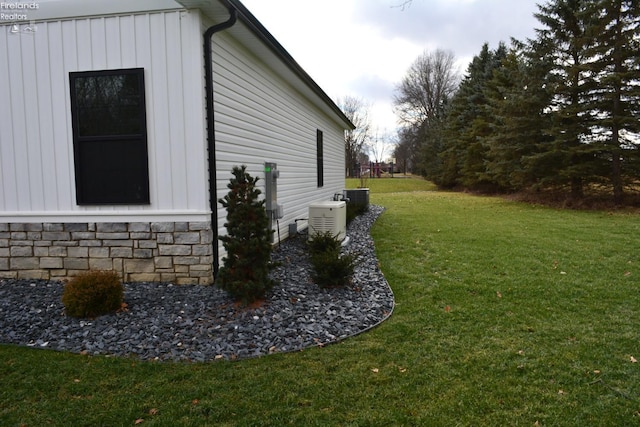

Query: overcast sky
left=241, top=0, right=542, bottom=133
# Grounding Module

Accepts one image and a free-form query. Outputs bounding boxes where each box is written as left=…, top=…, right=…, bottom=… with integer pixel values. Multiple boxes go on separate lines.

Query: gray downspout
left=204, top=7, right=237, bottom=279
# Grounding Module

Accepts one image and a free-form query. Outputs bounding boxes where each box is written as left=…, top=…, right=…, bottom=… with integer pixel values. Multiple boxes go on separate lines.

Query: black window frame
left=69, top=67, right=150, bottom=205
left=316, top=129, right=324, bottom=188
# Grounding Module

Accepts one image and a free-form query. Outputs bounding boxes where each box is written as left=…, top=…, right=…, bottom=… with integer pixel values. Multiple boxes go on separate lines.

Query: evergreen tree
left=583, top=0, right=640, bottom=203
left=528, top=0, right=640, bottom=201
left=483, top=43, right=553, bottom=191
left=217, top=165, right=276, bottom=304
left=531, top=0, right=598, bottom=198
left=440, top=43, right=507, bottom=190
left=418, top=117, right=447, bottom=182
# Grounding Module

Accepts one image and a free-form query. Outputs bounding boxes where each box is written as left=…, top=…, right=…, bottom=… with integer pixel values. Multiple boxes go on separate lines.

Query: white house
left=0, top=0, right=354, bottom=284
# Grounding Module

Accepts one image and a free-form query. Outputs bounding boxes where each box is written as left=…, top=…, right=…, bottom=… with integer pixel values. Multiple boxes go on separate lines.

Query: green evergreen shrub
left=217, top=165, right=276, bottom=304
left=308, top=232, right=355, bottom=288
left=307, top=231, right=341, bottom=254
left=62, top=270, right=123, bottom=318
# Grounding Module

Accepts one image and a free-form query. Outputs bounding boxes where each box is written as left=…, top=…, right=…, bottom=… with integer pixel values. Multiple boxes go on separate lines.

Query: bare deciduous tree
left=367, top=128, right=395, bottom=164
left=394, top=49, right=459, bottom=126
left=392, top=0, right=413, bottom=10
left=338, top=96, right=372, bottom=177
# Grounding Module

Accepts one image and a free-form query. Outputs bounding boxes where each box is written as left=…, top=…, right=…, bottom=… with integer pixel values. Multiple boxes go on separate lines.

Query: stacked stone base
left=0, top=221, right=214, bottom=285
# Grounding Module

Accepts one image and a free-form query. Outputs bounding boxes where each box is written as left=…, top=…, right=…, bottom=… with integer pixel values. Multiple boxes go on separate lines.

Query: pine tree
left=531, top=0, right=599, bottom=198
left=439, top=46, right=490, bottom=188
left=483, top=43, right=553, bottom=191
left=217, top=165, right=276, bottom=304
left=528, top=0, right=640, bottom=201
left=440, top=43, right=507, bottom=190
left=417, top=114, right=448, bottom=182
left=583, top=0, right=640, bottom=203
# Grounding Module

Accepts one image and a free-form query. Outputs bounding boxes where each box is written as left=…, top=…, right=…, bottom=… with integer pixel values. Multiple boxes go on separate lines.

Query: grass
left=346, top=174, right=437, bottom=193
left=3, top=177, right=640, bottom=425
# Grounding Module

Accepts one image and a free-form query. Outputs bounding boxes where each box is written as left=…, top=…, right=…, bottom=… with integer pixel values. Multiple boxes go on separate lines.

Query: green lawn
left=346, top=175, right=437, bottom=193
left=3, top=178, right=640, bottom=426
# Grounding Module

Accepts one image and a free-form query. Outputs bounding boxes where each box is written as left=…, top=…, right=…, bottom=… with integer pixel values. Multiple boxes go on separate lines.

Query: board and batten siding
left=0, top=10, right=210, bottom=223
left=211, top=29, right=346, bottom=244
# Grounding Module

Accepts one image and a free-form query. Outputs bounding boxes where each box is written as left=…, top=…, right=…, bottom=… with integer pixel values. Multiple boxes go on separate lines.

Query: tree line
left=394, top=0, right=640, bottom=203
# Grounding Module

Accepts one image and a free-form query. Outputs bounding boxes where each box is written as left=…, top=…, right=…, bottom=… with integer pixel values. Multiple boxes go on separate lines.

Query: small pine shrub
left=308, top=232, right=355, bottom=288
left=307, top=231, right=342, bottom=254
left=310, top=250, right=356, bottom=288
left=217, top=165, right=276, bottom=304
left=62, top=270, right=123, bottom=318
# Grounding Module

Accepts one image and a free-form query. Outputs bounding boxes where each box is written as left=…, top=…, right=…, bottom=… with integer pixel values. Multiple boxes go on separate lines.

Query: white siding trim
left=0, top=210, right=210, bottom=223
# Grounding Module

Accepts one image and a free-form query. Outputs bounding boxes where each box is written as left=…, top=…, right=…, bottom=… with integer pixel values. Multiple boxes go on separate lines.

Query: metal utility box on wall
left=308, top=200, right=346, bottom=241
left=264, top=162, right=283, bottom=244
left=264, top=162, right=283, bottom=219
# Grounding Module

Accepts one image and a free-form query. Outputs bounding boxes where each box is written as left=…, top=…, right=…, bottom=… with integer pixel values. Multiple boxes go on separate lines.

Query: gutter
left=204, top=7, right=238, bottom=279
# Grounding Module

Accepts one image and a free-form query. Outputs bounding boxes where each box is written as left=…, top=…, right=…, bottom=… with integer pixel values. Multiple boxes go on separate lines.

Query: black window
left=69, top=68, right=150, bottom=205
left=316, top=129, right=323, bottom=188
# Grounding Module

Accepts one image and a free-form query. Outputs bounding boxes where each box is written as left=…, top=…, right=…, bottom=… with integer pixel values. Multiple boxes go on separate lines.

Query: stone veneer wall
left=0, top=222, right=214, bottom=285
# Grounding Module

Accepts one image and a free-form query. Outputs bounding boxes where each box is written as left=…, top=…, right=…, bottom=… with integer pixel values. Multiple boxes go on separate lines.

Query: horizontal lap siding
left=0, top=11, right=209, bottom=219
left=212, top=33, right=346, bottom=242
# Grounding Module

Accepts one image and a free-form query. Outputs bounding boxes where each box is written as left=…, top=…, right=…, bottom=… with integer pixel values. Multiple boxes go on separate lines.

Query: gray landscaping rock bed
left=0, top=205, right=394, bottom=362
